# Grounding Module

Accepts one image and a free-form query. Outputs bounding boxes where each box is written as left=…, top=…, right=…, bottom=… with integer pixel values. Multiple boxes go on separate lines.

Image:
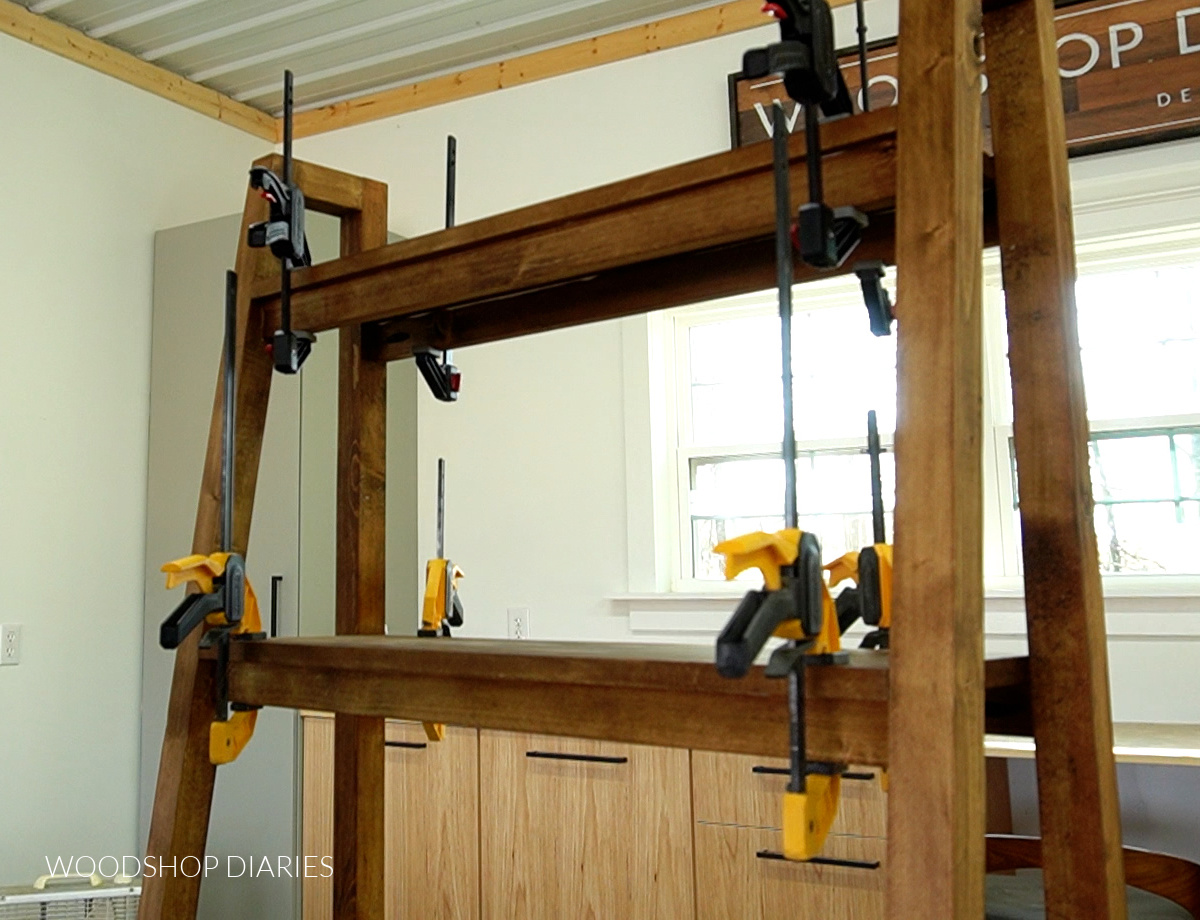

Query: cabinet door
left=694, top=824, right=885, bottom=920
left=384, top=722, right=479, bottom=920
left=302, top=716, right=480, bottom=920
left=692, top=751, right=887, bottom=838
left=480, top=731, right=692, bottom=920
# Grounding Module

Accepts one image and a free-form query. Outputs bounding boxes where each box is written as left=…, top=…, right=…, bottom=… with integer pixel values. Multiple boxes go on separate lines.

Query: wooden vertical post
left=984, top=1, right=1127, bottom=916
left=888, top=0, right=986, bottom=917
left=332, top=180, right=389, bottom=920
left=140, top=180, right=277, bottom=920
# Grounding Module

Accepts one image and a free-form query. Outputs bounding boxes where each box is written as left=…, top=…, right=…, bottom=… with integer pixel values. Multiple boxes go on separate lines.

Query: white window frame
left=661, top=226, right=1200, bottom=596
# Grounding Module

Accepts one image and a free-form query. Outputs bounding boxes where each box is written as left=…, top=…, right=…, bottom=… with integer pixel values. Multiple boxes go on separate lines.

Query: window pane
left=1009, top=428, right=1200, bottom=574
left=1092, top=501, right=1200, bottom=574
left=690, top=451, right=895, bottom=580
left=1177, top=433, right=1200, bottom=499
left=688, top=298, right=896, bottom=446
left=1076, top=263, right=1200, bottom=421
left=1090, top=435, right=1175, bottom=502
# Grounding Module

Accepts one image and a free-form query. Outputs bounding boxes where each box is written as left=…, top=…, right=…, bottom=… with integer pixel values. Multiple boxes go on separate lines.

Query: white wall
left=0, top=34, right=265, bottom=886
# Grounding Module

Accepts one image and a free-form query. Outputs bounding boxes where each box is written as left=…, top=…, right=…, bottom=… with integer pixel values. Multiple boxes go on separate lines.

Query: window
left=666, top=230, right=1200, bottom=590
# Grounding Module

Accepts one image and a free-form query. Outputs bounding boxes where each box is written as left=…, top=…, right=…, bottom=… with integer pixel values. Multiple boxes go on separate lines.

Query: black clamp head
left=743, top=0, right=849, bottom=114
left=415, top=347, right=461, bottom=402
left=271, top=329, right=315, bottom=375
left=247, top=167, right=310, bottom=267
left=798, top=204, right=867, bottom=270
left=854, top=261, right=894, bottom=336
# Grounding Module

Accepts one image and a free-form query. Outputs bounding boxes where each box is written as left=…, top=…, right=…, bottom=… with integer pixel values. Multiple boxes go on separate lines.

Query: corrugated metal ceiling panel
left=15, top=0, right=712, bottom=114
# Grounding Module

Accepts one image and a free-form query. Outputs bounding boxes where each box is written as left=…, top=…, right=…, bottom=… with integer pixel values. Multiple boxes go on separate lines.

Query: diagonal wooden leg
left=141, top=159, right=388, bottom=920
left=888, top=0, right=987, bottom=916
left=985, top=1, right=1127, bottom=916
left=333, top=180, right=389, bottom=920
left=140, top=182, right=276, bottom=920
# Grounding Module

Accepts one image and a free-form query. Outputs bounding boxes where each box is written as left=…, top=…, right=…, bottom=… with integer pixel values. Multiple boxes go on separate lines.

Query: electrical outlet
left=1, top=625, right=21, bottom=666
left=507, top=608, right=531, bottom=640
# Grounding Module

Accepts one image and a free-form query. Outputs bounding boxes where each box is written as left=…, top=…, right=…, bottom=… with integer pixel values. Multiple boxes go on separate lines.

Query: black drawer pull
left=751, top=766, right=876, bottom=783
left=843, top=771, right=876, bottom=782
left=756, top=850, right=880, bottom=870
left=385, top=741, right=428, bottom=750
left=526, top=751, right=628, bottom=765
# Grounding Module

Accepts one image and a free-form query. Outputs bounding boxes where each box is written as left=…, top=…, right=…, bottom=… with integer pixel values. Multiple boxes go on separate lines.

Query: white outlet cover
left=506, top=607, right=531, bottom=640
left=0, top=624, right=21, bottom=665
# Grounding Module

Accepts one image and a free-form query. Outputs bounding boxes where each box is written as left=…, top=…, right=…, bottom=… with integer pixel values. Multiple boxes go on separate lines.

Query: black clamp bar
left=744, top=0, right=866, bottom=272
left=247, top=71, right=314, bottom=375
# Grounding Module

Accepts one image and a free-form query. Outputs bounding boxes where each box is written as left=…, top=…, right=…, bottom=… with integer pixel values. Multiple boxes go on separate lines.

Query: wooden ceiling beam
left=213, top=637, right=1033, bottom=764
left=0, top=0, right=278, bottom=141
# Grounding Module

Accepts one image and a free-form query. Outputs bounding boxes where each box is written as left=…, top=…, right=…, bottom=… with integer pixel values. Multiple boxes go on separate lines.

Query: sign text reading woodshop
left=730, top=0, right=1200, bottom=155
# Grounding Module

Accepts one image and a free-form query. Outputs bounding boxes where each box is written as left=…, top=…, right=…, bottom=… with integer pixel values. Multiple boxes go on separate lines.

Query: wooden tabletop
left=212, top=636, right=1031, bottom=766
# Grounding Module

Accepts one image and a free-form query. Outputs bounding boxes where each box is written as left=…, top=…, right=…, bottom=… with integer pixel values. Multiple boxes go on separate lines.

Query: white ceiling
left=18, top=0, right=711, bottom=114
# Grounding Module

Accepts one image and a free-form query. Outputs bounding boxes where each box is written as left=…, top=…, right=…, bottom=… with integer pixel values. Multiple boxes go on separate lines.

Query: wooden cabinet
left=302, top=715, right=479, bottom=920
left=479, top=731, right=693, bottom=920
left=303, top=727, right=887, bottom=920
left=691, top=750, right=887, bottom=919
left=694, top=824, right=886, bottom=920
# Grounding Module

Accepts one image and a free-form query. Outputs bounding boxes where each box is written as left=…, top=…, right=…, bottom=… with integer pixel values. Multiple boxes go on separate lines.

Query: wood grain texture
left=333, top=179, right=390, bottom=920
left=253, top=109, right=900, bottom=337
left=303, top=715, right=335, bottom=920
left=0, top=0, right=276, bottom=140
left=302, top=717, right=480, bottom=920
left=479, top=731, right=693, bottom=919
left=986, top=757, right=1014, bottom=836
left=984, top=1, right=1127, bottom=917
left=140, top=176, right=277, bottom=920
left=383, top=723, right=480, bottom=920
left=290, top=0, right=860, bottom=138
left=986, top=836, right=1200, bottom=918
left=888, top=0, right=987, bottom=916
left=220, top=638, right=1032, bottom=765
left=694, top=824, right=885, bottom=920
left=691, top=752, right=887, bottom=838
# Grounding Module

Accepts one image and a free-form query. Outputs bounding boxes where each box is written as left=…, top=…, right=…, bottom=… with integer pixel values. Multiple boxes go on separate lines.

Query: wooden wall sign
left=730, top=0, right=1200, bottom=156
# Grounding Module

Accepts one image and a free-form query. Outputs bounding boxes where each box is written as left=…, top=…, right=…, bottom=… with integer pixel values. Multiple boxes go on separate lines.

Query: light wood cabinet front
left=691, top=750, right=887, bottom=838
left=479, top=731, right=693, bottom=920
left=694, top=824, right=886, bottom=920
left=301, top=715, right=479, bottom=920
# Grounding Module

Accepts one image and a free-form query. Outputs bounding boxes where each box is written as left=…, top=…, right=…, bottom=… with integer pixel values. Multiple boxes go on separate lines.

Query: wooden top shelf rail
left=251, top=107, right=904, bottom=359
left=206, top=637, right=1031, bottom=765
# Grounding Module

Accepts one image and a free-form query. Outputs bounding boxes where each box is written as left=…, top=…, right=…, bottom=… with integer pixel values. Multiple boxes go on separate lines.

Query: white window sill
left=611, top=576, right=1200, bottom=639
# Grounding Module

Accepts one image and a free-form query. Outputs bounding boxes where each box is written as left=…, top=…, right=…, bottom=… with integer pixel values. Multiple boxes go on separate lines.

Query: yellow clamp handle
left=782, top=774, right=842, bottom=862
left=421, top=558, right=464, bottom=742
left=162, top=553, right=263, bottom=763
